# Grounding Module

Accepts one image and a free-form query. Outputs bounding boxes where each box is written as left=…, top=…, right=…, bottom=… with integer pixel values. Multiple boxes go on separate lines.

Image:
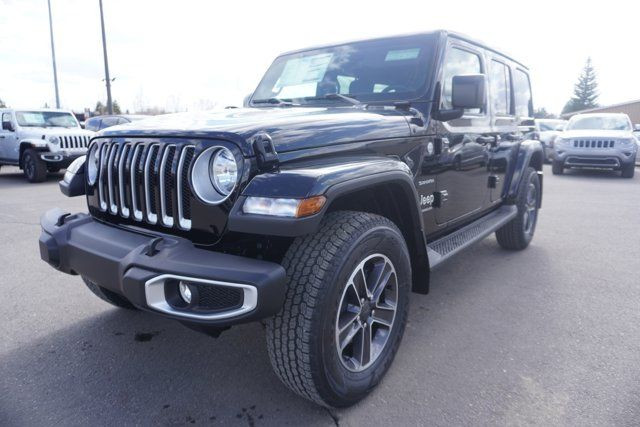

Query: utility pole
left=47, top=0, right=60, bottom=108
left=99, top=0, right=113, bottom=114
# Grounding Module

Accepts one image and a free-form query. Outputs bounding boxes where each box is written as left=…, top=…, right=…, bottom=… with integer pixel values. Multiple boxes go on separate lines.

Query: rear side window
left=100, top=117, right=119, bottom=129
left=514, top=69, right=533, bottom=118
left=489, top=60, right=511, bottom=116
left=85, top=118, right=101, bottom=131
left=441, top=47, right=483, bottom=114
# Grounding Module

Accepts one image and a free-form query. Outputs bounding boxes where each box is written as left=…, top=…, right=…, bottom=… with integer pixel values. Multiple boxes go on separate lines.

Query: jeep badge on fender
left=38, top=30, right=543, bottom=408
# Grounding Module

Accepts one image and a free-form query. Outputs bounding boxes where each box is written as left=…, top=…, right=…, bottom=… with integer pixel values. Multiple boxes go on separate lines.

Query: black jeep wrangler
left=39, top=30, right=543, bottom=407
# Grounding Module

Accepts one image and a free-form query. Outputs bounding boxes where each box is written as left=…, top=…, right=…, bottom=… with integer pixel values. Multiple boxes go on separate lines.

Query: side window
left=514, top=69, right=533, bottom=118
left=489, top=60, right=511, bottom=116
left=441, top=47, right=483, bottom=114
left=100, top=117, right=119, bottom=129
left=85, top=118, right=100, bottom=131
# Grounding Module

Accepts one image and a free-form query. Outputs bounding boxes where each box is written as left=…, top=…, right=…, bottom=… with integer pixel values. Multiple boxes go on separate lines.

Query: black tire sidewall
left=312, top=222, right=411, bottom=407
left=519, top=168, right=540, bottom=245
left=24, top=152, right=35, bottom=181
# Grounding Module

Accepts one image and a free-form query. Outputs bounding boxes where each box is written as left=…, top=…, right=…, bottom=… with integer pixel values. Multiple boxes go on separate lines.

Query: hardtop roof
left=278, top=30, right=529, bottom=70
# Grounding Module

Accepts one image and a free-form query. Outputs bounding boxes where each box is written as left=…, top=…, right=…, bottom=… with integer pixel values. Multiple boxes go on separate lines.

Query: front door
left=0, top=112, right=18, bottom=163
left=434, top=43, right=491, bottom=225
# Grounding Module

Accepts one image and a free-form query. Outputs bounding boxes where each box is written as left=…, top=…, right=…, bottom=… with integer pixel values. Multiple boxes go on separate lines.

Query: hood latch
left=252, top=132, right=279, bottom=171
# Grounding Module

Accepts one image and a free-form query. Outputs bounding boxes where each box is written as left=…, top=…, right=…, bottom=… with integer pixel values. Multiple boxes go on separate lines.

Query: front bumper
left=38, top=208, right=286, bottom=327
left=554, top=147, right=636, bottom=169
left=40, top=152, right=84, bottom=167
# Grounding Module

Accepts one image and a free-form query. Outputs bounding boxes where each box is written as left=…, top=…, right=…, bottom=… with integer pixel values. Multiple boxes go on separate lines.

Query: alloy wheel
left=335, top=253, right=398, bottom=372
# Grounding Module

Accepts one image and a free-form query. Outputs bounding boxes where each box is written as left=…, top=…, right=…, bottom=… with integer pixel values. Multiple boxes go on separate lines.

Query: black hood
left=100, top=107, right=412, bottom=156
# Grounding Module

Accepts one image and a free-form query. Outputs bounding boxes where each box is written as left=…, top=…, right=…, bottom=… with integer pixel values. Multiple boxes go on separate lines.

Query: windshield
left=538, top=120, right=566, bottom=131
left=15, top=111, right=79, bottom=128
left=567, top=115, right=631, bottom=131
left=251, top=34, right=438, bottom=106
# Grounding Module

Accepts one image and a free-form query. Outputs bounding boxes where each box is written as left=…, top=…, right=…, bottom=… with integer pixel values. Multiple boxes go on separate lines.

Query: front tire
left=551, top=159, right=564, bottom=175
left=621, top=162, right=635, bottom=178
left=496, top=167, right=540, bottom=250
left=22, top=149, right=47, bottom=183
left=266, top=211, right=411, bottom=407
left=82, top=277, right=137, bottom=310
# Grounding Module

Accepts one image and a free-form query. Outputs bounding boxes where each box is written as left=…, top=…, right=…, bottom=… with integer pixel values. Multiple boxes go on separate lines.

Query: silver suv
left=552, top=113, right=638, bottom=178
left=0, top=109, right=94, bottom=182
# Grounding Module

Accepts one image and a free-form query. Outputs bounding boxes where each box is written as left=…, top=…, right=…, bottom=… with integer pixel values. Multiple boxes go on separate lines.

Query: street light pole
left=99, top=0, right=113, bottom=114
left=47, top=0, right=60, bottom=108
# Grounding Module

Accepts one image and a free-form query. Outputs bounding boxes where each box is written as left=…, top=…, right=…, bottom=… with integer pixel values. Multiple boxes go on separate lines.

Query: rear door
left=487, top=58, right=516, bottom=202
left=434, top=42, right=491, bottom=225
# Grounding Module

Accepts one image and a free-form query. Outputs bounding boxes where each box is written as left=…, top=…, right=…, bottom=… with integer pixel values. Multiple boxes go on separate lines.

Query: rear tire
left=551, top=160, right=564, bottom=175
left=22, top=149, right=47, bottom=183
left=82, top=277, right=137, bottom=310
left=496, top=167, right=540, bottom=250
left=266, top=211, right=411, bottom=407
left=621, top=162, right=635, bottom=178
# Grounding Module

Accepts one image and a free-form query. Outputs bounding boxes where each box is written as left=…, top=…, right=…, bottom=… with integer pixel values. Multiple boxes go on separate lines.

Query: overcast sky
left=1, top=0, right=639, bottom=115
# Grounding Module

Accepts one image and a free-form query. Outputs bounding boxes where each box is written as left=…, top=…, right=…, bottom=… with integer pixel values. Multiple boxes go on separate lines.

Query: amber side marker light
left=296, top=195, right=327, bottom=218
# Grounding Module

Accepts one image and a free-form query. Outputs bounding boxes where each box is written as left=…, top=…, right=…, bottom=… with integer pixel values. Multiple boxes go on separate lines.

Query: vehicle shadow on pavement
left=0, top=309, right=331, bottom=426
left=0, top=169, right=64, bottom=187
left=559, top=168, right=632, bottom=180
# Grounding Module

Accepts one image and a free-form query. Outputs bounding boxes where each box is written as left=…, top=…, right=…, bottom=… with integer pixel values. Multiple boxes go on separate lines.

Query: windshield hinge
left=252, top=132, right=279, bottom=171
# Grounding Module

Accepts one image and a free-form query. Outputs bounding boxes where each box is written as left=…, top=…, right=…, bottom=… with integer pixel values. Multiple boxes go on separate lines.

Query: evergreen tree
left=0, top=98, right=6, bottom=108
left=562, top=58, right=599, bottom=114
left=534, top=107, right=556, bottom=119
left=112, top=100, right=122, bottom=114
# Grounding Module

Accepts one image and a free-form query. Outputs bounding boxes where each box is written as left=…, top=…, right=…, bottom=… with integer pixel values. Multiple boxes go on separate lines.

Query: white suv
left=0, top=109, right=95, bottom=182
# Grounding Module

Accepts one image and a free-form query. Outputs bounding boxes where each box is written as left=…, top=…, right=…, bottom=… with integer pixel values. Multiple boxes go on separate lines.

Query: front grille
left=60, top=135, right=91, bottom=149
left=195, top=284, right=244, bottom=311
left=572, top=139, right=615, bottom=148
left=95, top=141, right=196, bottom=230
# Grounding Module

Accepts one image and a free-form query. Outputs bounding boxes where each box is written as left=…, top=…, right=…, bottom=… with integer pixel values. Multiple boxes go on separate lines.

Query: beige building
left=562, top=99, right=640, bottom=124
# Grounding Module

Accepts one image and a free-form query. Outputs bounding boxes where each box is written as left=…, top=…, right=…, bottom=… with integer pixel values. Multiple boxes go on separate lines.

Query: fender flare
left=228, top=156, right=424, bottom=236
left=227, top=157, right=431, bottom=292
left=504, top=139, right=544, bottom=205
left=19, top=139, right=49, bottom=167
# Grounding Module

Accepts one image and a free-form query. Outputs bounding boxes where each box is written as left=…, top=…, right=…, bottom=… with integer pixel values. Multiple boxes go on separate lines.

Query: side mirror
left=451, top=74, right=486, bottom=110
left=634, top=124, right=640, bottom=132
left=2, top=121, right=15, bottom=131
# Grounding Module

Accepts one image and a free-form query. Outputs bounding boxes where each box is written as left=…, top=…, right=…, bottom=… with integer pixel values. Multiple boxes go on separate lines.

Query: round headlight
left=86, top=144, right=99, bottom=185
left=49, top=136, right=60, bottom=145
left=211, top=148, right=238, bottom=195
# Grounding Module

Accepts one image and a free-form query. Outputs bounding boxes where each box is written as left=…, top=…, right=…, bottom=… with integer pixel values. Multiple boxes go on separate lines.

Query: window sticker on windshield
left=20, top=113, right=46, bottom=124
left=276, top=53, right=333, bottom=87
left=385, top=48, right=420, bottom=61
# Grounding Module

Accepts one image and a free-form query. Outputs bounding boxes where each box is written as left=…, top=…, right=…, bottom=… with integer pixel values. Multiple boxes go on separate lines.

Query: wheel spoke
left=371, top=263, right=393, bottom=304
left=372, top=303, right=395, bottom=327
left=354, top=322, right=372, bottom=366
left=339, top=321, right=361, bottom=351
left=353, top=269, right=368, bottom=302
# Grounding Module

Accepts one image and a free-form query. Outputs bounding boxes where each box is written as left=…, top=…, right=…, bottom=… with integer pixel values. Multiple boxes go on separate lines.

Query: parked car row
left=0, top=111, right=151, bottom=182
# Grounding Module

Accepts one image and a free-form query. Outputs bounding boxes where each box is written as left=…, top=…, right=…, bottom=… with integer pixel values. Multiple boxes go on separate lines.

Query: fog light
left=179, top=282, right=192, bottom=304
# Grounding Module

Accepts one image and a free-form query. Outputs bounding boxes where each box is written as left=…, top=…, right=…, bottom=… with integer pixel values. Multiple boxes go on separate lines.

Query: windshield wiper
left=322, top=93, right=362, bottom=106
left=252, top=98, right=296, bottom=107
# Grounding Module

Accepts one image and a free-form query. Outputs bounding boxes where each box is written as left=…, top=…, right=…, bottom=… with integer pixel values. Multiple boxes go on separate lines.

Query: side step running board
left=427, top=205, right=518, bottom=269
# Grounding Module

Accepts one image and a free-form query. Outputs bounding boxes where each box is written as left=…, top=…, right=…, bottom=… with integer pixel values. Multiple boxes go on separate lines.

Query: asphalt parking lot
left=1, top=165, right=639, bottom=426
